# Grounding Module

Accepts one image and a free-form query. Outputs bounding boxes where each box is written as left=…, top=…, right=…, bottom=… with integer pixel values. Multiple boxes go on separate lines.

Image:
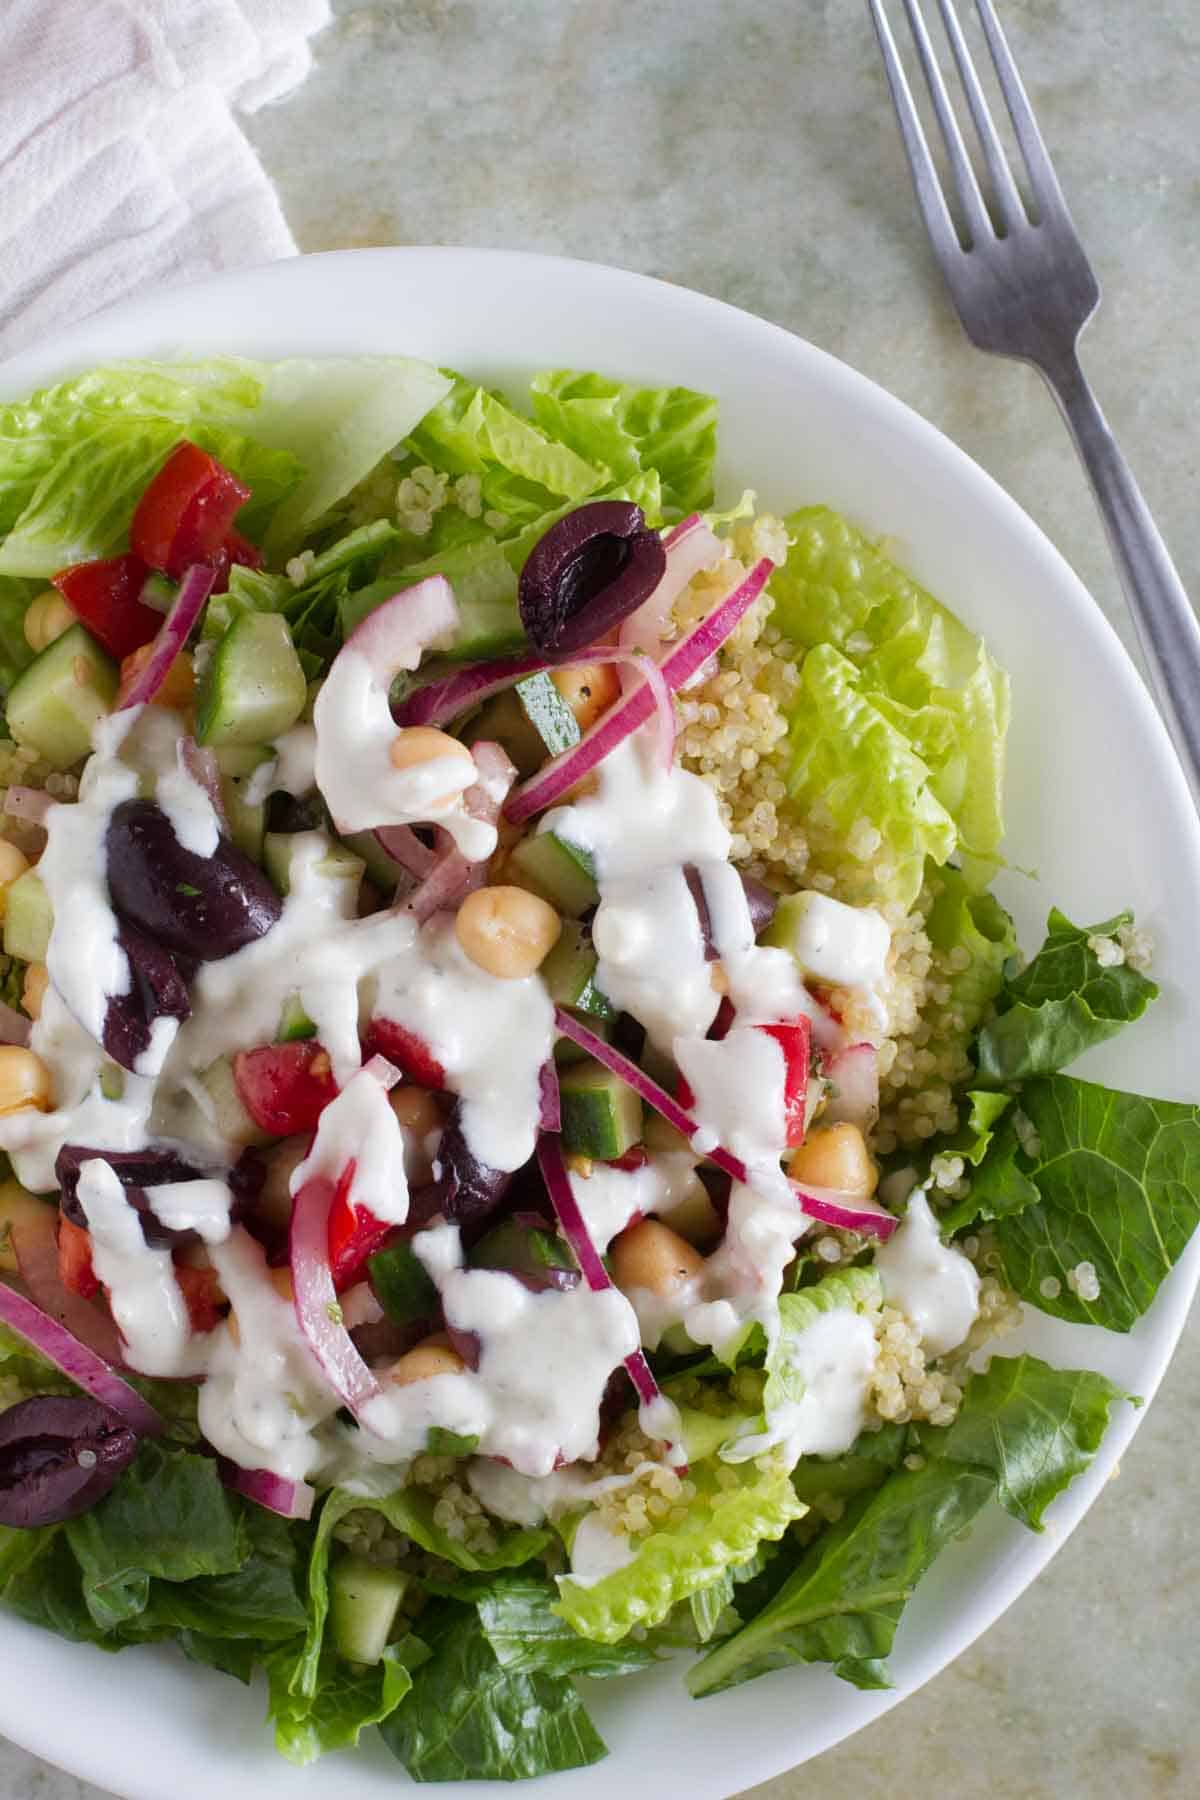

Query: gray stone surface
left=3, top=0, right=1197, bottom=1794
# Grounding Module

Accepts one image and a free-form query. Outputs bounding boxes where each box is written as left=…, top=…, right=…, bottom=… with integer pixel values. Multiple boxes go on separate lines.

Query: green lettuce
left=976, top=1075, right=1200, bottom=1330
left=267, top=1639, right=423, bottom=1766
left=380, top=1601, right=607, bottom=1782
left=554, top=1456, right=805, bottom=1644
left=772, top=509, right=1009, bottom=902
left=976, top=909, right=1158, bottom=1086
left=475, top=1573, right=657, bottom=1678
left=924, top=866, right=1017, bottom=1040
left=529, top=370, right=717, bottom=515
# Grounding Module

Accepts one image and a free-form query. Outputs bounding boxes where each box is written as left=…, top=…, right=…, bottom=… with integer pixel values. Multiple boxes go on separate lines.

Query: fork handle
left=1038, top=349, right=1200, bottom=808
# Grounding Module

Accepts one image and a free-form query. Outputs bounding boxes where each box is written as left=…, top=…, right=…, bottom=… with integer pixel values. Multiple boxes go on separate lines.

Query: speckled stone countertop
left=3, top=2, right=1198, bottom=1796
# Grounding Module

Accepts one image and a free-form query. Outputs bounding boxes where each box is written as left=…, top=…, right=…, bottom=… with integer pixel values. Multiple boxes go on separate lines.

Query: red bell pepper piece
left=326, top=1158, right=396, bottom=1291
left=51, top=553, right=164, bottom=662
left=759, top=1019, right=811, bottom=1148
left=57, top=1214, right=99, bottom=1299
left=609, top=1145, right=649, bottom=1173
left=131, top=441, right=251, bottom=580
left=175, top=1262, right=225, bottom=1334
left=362, top=1019, right=447, bottom=1090
left=233, top=1041, right=339, bottom=1137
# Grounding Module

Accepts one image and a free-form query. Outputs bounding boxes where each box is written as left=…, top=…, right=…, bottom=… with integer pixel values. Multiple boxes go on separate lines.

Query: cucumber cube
left=196, top=611, right=307, bottom=748
left=329, top=1555, right=408, bottom=1666
left=3, top=869, right=53, bottom=963
left=5, top=624, right=117, bottom=770
left=507, top=831, right=599, bottom=917
left=540, top=920, right=615, bottom=1018
left=559, top=1058, right=643, bottom=1161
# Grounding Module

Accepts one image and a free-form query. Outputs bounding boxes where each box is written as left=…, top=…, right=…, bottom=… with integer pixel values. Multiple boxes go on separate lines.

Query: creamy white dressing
left=292, top=1066, right=410, bottom=1227
left=674, top=1028, right=788, bottom=1172
left=569, top=1157, right=668, bottom=1253
left=733, top=1309, right=878, bottom=1463
left=466, top=1453, right=661, bottom=1527
left=875, top=1189, right=980, bottom=1356
left=373, top=917, right=553, bottom=1172
left=154, top=756, right=221, bottom=860
left=312, top=643, right=493, bottom=859
left=143, top=1177, right=234, bottom=1244
left=77, top=1158, right=197, bottom=1377
left=567, top=1513, right=638, bottom=1587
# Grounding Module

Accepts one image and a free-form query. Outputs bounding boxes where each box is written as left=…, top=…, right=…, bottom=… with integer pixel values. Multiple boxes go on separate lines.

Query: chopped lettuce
left=475, top=1573, right=657, bottom=1678
left=529, top=370, right=717, bottom=515
left=924, top=865, right=1017, bottom=1041
left=772, top=509, right=1009, bottom=902
left=975, top=908, right=1158, bottom=1086
left=554, top=1456, right=805, bottom=1645
left=267, top=1639, right=423, bottom=1767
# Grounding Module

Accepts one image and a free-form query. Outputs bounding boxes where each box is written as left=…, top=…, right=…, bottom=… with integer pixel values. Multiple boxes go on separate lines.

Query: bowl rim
left=0, top=243, right=1197, bottom=1800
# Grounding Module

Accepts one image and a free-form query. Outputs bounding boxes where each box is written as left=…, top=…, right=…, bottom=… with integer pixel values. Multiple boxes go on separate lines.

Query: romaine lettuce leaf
left=134, top=1505, right=307, bottom=1643
left=783, top=644, right=957, bottom=909
left=379, top=1601, right=607, bottom=1782
left=0, top=575, right=38, bottom=696
left=789, top=1421, right=907, bottom=1507
left=917, top=1354, right=1129, bottom=1530
left=554, top=1456, right=805, bottom=1644
left=925, top=865, right=1017, bottom=1039
left=267, top=1638, right=422, bottom=1766
left=529, top=370, right=717, bottom=515
left=981, top=1075, right=1200, bottom=1330
left=475, top=1573, right=657, bottom=1678
left=975, top=909, right=1158, bottom=1086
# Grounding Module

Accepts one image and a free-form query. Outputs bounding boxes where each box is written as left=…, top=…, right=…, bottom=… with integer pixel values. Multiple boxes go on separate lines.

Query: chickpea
left=383, top=1332, right=466, bottom=1387
left=388, top=726, right=475, bottom=806
left=119, top=644, right=194, bottom=710
left=20, top=963, right=49, bottom=1021
left=227, top=1264, right=292, bottom=1346
left=0, top=1047, right=52, bottom=1117
left=253, top=1134, right=310, bottom=1236
left=610, top=1219, right=705, bottom=1298
left=23, top=590, right=76, bottom=655
left=787, top=1122, right=878, bottom=1198
left=390, top=1084, right=444, bottom=1140
left=0, top=841, right=31, bottom=921
left=455, top=884, right=561, bottom=978
left=550, top=663, right=620, bottom=732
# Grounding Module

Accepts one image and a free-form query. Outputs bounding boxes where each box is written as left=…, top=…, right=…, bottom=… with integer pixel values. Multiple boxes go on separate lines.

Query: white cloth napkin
left=0, top=0, right=330, bottom=361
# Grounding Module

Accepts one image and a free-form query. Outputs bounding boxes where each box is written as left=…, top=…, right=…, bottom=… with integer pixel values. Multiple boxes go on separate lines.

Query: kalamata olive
left=470, top=1212, right=581, bottom=1294
left=56, top=1143, right=243, bottom=1251
left=404, top=1101, right=512, bottom=1237
left=106, top=798, right=281, bottom=961
left=683, top=864, right=717, bottom=962
left=265, top=790, right=326, bottom=835
left=0, top=1396, right=138, bottom=1528
left=740, top=874, right=778, bottom=937
left=683, top=864, right=778, bottom=959
left=519, top=501, right=667, bottom=658
left=444, top=1324, right=482, bottom=1370
left=102, top=920, right=191, bottom=1071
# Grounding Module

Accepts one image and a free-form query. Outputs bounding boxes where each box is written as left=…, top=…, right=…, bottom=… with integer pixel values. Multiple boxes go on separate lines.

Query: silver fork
left=869, top=0, right=1200, bottom=805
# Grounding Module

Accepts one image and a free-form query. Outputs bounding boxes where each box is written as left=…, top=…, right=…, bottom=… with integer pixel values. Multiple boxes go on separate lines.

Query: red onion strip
left=789, top=1183, right=899, bottom=1240
left=0, top=1278, right=163, bottom=1435
left=116, top=564, right=216, bottom=710
left=401, top=741, right=516, bottom=923
left=505, top=558, right=773, bottom=823
left=538, top=1061, right=562, bottom=1133
left=221, top=1461, right=315, bottom=1521
left=620, top=513, right=725, bottom=660
left=374, top=825, right=439, bottom=880
left=290, top=1174, right=383, bottom=1416
left=394, top=651, right=550, bottom=729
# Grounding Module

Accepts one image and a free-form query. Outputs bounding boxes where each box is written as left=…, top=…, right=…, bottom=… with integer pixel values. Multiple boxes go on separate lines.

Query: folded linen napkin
left=0, top=0, right=330, bottom=360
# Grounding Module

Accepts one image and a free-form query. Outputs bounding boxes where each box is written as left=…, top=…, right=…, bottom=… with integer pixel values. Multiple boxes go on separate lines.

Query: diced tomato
left=610, top=1145, right=649, bottom=1173
left=57, top=1214, right=99, bottom=1299
left=51, top=553, right=164, bottom=661
left=233, top=1041, right=339, bottom=1136
left=175, top=1262, right=225, bottom=1334
left=226, top=528, right=262, bottom=570
left=326, top=1159, right=396, bottom=1290
left=131, top=441, right=250, bottom=580
left=362, top=1019, right=447, bottom=1090
left=760, top=1019, right=811, bottom=1148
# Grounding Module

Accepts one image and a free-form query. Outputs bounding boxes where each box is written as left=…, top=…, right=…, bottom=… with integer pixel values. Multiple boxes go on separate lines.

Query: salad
left=0, top=353, right=1193, bottom=1784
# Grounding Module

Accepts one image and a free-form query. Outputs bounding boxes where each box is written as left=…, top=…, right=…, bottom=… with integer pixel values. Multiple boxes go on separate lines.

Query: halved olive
left=518, top=501, right=666, bottom=658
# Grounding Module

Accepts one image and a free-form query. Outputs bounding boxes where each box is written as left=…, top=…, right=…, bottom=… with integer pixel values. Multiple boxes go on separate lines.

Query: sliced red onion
left=553, top=1009, right=748, bottom=1184
left=116, top=564, right=216, bottom=711
left=3, top=786, right=53, bottom=824
left=620, top=513, right=724, bottom=659
left=506, top=558, right=773, bottom=823
left=538, top=1060, right=562, bottom=1133
left=568, top=646, right=676, bottom=773
left=343, top=573, right=459, bottom=677
left=404, top=849, right=476, bottom=925
left=0, top=1000, right=31, bottom=1047
left=394, top=652, right=549, bottom=729
left=374, top=824, right=439, bottom=880
left=12, top=1216, right=128, bottom=1368
left=791, top=1183, right=898, bottom=1241
left=177, top=737, right=226, bottom=821
left=0, top=1278, right=163, bottom=1435
left=220, top=1461, right=315, bottom=1520
left=536, top=1133, right=677, bottom=1450
left=400, top=741, right=515, bottom=923
left=820, top=1043, right=881, bottom=1131
left=290, top=1174, right=383, bottom=1417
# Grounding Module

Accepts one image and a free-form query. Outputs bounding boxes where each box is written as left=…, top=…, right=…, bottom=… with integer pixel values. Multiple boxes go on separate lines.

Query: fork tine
left=867, top=0, right=963, bottom=268
left=899, top=0, right=993, bottom=246
left=934, top=0, right=1027, bottom=230
left=974, top=0, right=1071, bottom=218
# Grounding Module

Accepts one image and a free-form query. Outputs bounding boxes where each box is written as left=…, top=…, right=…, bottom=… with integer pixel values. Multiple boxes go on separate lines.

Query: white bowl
left=1, top=248, right=1197, bottom=1800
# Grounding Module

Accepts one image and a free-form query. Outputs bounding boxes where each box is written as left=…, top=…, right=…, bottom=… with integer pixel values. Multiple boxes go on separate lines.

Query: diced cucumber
left=643, top=1109, right=692, bottom=1154
left=3, top=869, right=52, bottom=963
left=462, top=689, right=544, bottom=777
left=196, top=1057, right=271, bottom=1147
left=507, top=832, right=599, bottom=917
left=219, top=747, right=271, bottom=864
left=514, top=672, right=580, bottom=757
left=329, top=1555, right=409, bottom=1666
left=277, top=993, right=316, bottom=1042
left=0, top=1179, right=55, bottom=1274
left=340, top=829, right=403, bottom=896
left=264, top=831, right=364, bottom=911
left=470, top=1218, right=577, bottom=1278
left=553, top=1014, right=613, bottom=1067
left=540, top=920, right=615, bottom=1018
left=368, top=1240, right=439, bottom=1326
left=5, top=623, right=118, bottom=770
left=195, top=612, right=307, bottom=748
left=559, top=1059, right=642, bottom=1161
